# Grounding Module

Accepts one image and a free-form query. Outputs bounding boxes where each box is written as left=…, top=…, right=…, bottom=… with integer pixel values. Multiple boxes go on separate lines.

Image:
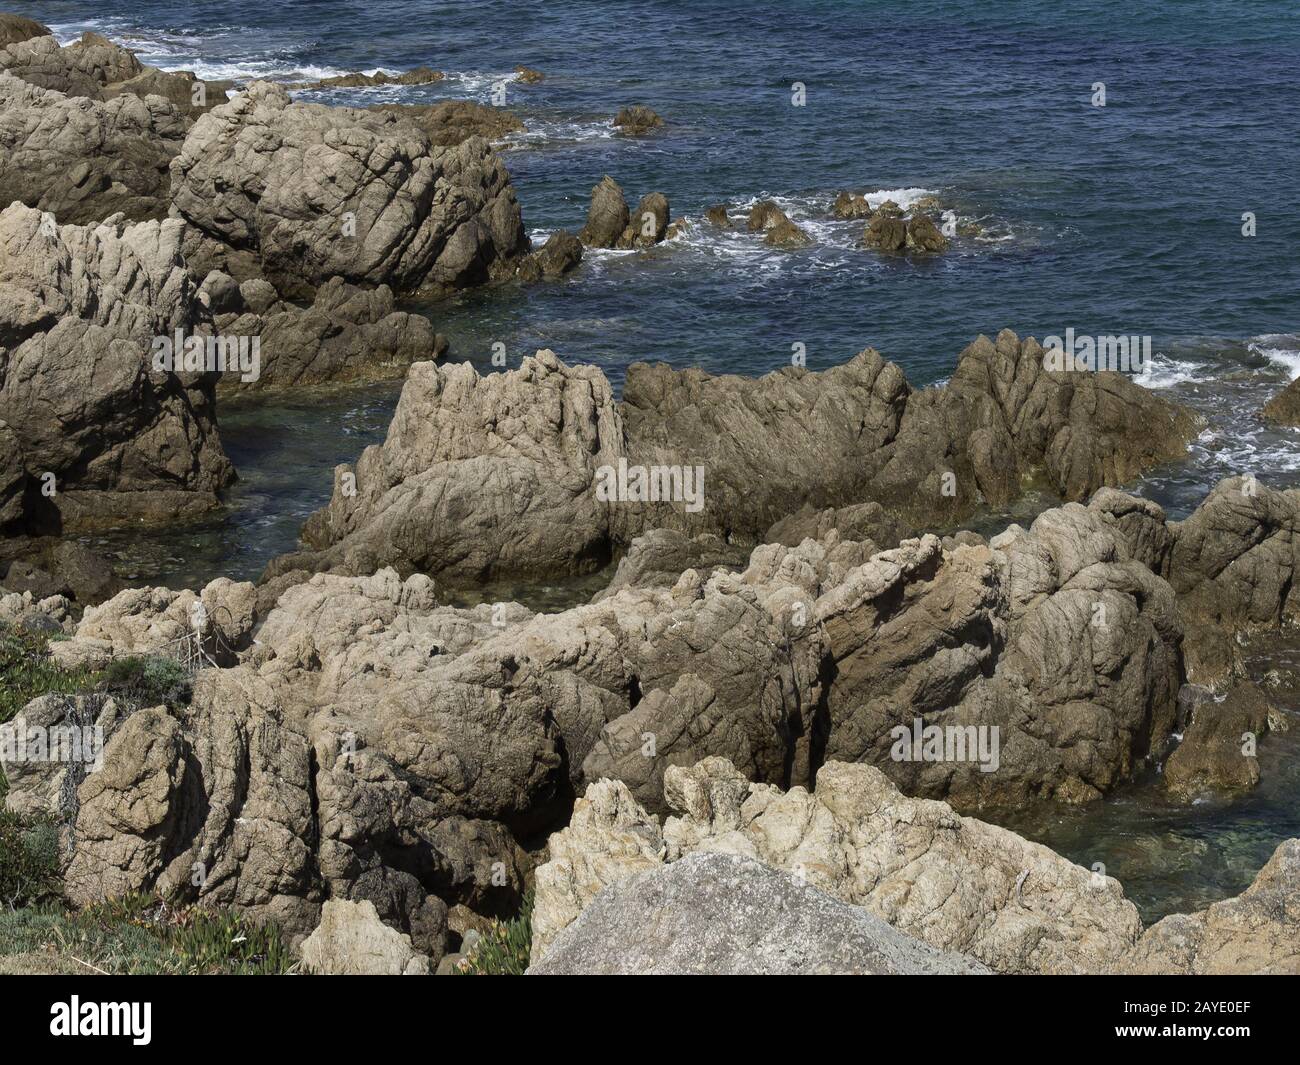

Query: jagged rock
left=1164, top=682, right=1271, bottom=799
left=831, top=191, right=873, bottom=219
left=628, top=192, right=670, bottom=247
left=613, top=105, right=663, bottom=134
left=1262, top=376, right=1300, bottom=426
left=0, top=31, right=232, bottom=116
left=863, top=202, right=906, bottom=250
left=905, top=212, right=948, bottom=252
left=704, top=204, right=731, bottom=227
left=1117, top=839, right=1300, bottom=974
left=277, top=336, right=1196, bottom=588
left=375, top=100, right=524, bottom=147
left=0, top=73, right=188, bottom=224
left=516, top=229, right=583, bottom=281
left=0, top=14, right=50, bottom=48
left=578, top=175, right=629, bottom=249
left=268, top=351, right=625, bottom=584
left=0, top=202, right=234, bottom=533
left=300, top=899, right=432, bottom=974
left=292, top=66, right=444, bottom=90
left=529, top=852, right=991, bottom=975
left=170, top=82, right=528, bottom=297
left=531, top=758, right=1142, bottom=973
left=514, top=65, right=544, bottom=84
left=213, top=275, right=442, bottom=390
left=593, top=529, right=748, bottom=599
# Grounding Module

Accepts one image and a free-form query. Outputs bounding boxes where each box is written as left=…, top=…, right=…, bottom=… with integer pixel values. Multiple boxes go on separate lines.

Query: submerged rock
left=1117, top=838, right=1300, bottom=974
left=528, top=852, right=991, bottom=975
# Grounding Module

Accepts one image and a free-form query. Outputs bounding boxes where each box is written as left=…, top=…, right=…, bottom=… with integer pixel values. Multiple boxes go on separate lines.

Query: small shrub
left=460, top=891, right=533, bottom=975
left=0, top=624, right=97, bottom=724
left=0, top=810, right=61, bottom=909
left=100, top=655, right=192, bottom=710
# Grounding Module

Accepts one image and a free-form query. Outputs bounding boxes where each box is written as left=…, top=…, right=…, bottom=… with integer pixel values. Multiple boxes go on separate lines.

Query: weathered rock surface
left=0, top=72, right=189, bottom=224
left=528, top=852, right=991, bottom=975
left=531, top=758, right=1143, bottom=974
left=593, top=529, right=749, bottom=599
left=210, top=274, right=443, bottom=391
left=1164, top=682, right=1270, bottom=800
left=576, top=176, right=671, bottom=250
left=612, top=105, right=663, bottom=135
left=170, top=82, right=528, bottom=297
left=0, top=202, right=234, bottom=533
left=1117, top=839, right=1300, bottom=974
left=269, top=351, right=624, bottom=583
left=300, top=899, right=433, bottom=975
left=375, top=100, right=523, bottom=147
left=1262, top=376, right=1300, bottom=426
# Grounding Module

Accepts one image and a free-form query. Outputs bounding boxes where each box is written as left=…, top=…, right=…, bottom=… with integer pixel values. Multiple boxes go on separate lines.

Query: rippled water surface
left=12, top=0, right=1300, bottom=921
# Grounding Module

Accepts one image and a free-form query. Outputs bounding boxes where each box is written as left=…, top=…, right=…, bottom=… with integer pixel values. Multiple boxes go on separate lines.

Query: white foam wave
left=1132, top=353, right=1202, bottom=390
left=1248, top=335, right=1300, bottom=379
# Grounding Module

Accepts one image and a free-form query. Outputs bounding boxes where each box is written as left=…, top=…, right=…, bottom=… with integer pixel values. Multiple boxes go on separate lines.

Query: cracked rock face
left=0, top=202, right=234, bottom=533
left=170, top=82, right=529, bottom=297
left=530, top=757, right=1143, bottom=974
left=277, top=334, right=1196, bottom=590
left=528, top=851, right=991, bottom=975
left=0, top=73, right=189, bottom=225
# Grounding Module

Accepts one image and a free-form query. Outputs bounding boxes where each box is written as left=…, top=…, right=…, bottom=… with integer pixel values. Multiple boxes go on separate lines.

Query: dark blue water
left=13, top=0, right=1300, bottom=922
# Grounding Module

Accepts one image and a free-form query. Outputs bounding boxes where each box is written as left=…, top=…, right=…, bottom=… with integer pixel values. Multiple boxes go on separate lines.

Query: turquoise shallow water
left=12, top=0, right=1300, bottom=923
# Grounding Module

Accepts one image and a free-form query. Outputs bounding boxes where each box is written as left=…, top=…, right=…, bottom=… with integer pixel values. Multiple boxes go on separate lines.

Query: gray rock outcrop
left=170, top=81, right=529, bottom=297
left=528, top=852, right=991, bottom=975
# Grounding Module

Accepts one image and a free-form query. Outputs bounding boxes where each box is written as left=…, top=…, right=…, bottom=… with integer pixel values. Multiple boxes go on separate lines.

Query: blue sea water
left=10, top=1, right=1300, bottom=919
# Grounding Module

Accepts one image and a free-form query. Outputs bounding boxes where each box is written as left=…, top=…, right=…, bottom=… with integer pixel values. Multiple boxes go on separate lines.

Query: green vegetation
left=459, top=890, right=533, bottom=975
left=0, top=893, right=291, bottom=975
left=99, top=654, right=192, bottom=710
left=0, top=809, right=60, bottom=909
left=0, top=624, right=97, bottom=724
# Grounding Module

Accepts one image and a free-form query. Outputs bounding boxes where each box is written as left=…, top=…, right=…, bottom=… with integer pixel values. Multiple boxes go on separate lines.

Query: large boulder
left=531, top=758, right=1142, bottom=974
left=0, top=14, right=50, bottom=48
left=0, top=202, right=234, bottom=533
left=269, top=351, right=625, bottom=584
left=170, top=82, right=528, bottom=297
left=528, top=852, right=990, bottom=975
left=0, top=72, right=188, bottom=224
left=299, top=899, right=432, bottom=975
left=0, top=31, right=231, bottom=117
